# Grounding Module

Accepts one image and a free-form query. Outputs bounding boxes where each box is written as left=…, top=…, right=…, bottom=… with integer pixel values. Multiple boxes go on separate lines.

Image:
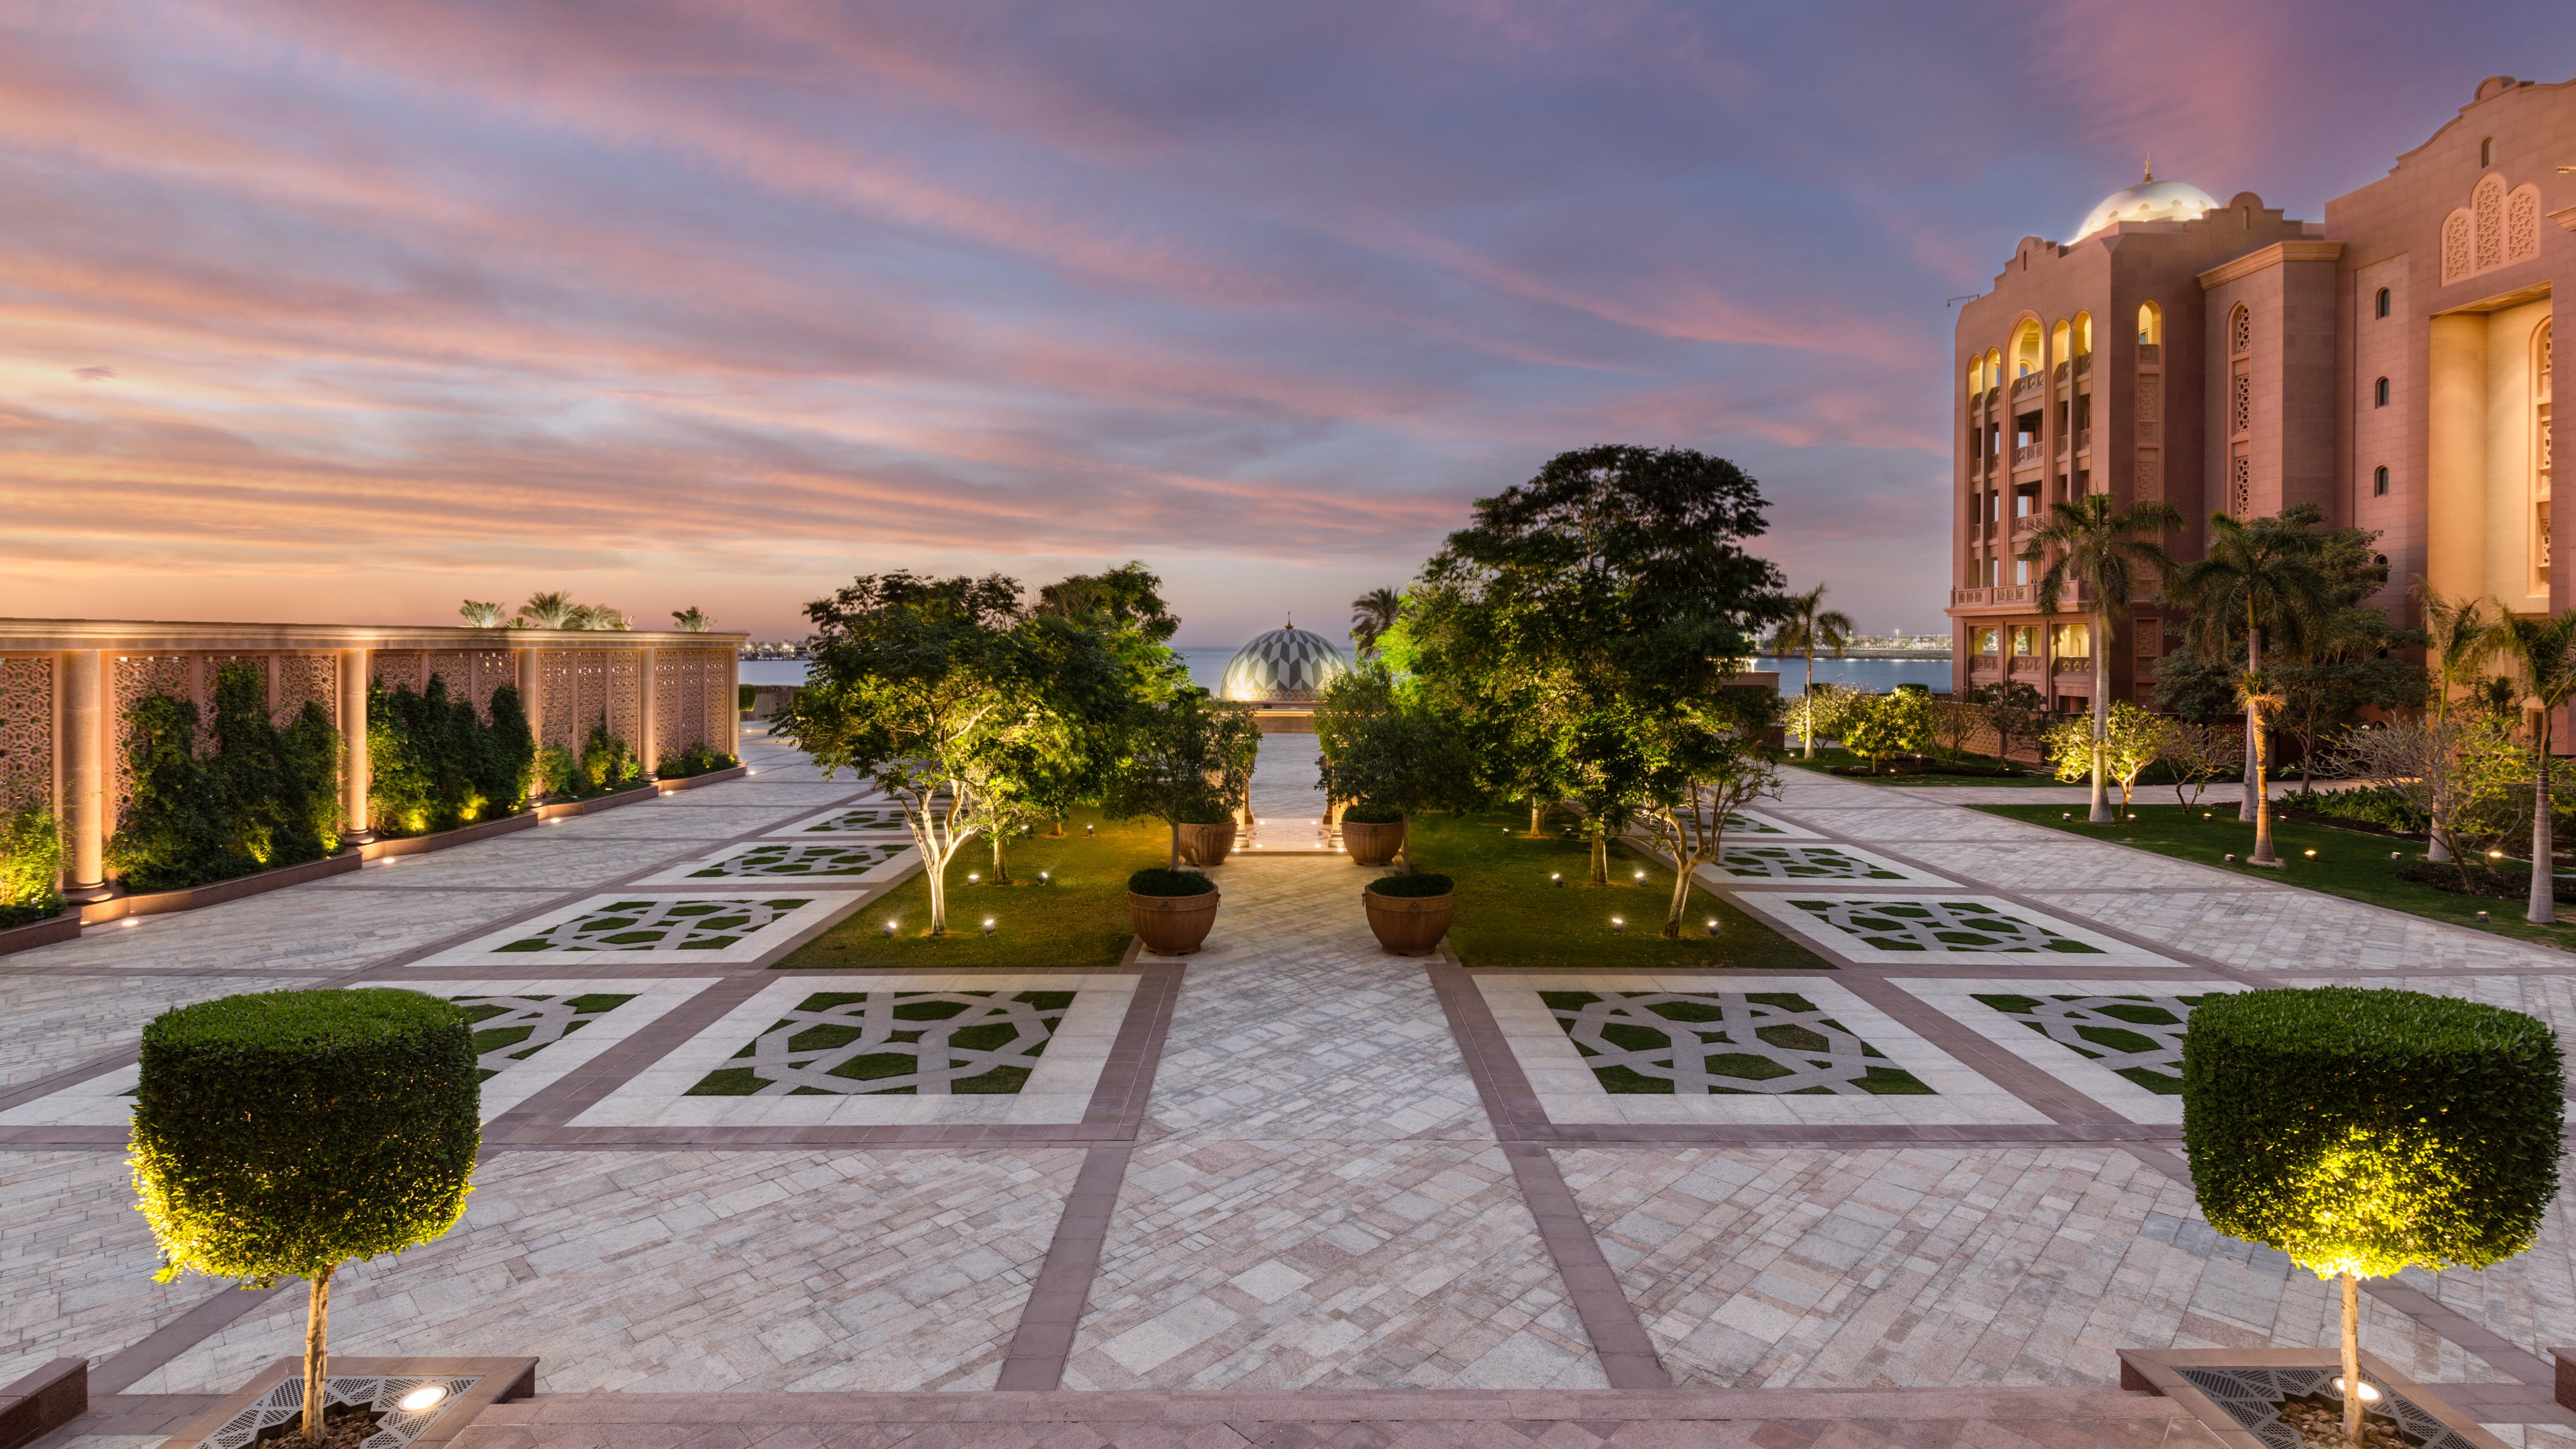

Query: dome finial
left=1285, top=611, right=1293, bottom=629
left=2143, top=153, right=2154, bottom=184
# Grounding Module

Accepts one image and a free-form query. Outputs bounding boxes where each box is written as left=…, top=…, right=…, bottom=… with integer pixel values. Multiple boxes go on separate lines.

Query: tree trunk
left=1660, top=821, right=1697, bottom=939
left=1803, top=650, right=1817, bottom=757
left=1587, top=829, right=1609, bottom=886
left=1047, top=816, right=1065, bottom=839
left=990, top=828, right=1012, bottom=884
left=2241, top=627, right=2263, bottom=822
left=1168, top=820, right=1180, bottom=871
left=1528, top=798, right=1546, bottom=838
left=2088, top=609, right=2113, bottom=823
left=2249, top=713, right=2279, bottom=866
left=303, top=1267, right=333, bottom=1447
left=2530, top=721, right=2555, bottom=925
left=2340, top=1271, right=2363, bottom=1447
left=1397, top=811, right=1412, bottom=873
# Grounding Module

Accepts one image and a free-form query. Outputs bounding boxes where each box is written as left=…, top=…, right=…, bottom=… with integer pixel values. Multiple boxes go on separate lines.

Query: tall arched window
left=2137, top=302, right=2162, bottom=346
left=1966, top=358, right=1982, bottom=397
left=2013, top=322, right=2044, bottom=378
left=2228, top=304, right=2252, bottom=358
left=2073, top=311, right=2093, bottom=354
left=1986, top=350, right=2002, bottom=390
left=2374, top=466, right=2390, bottom=497
left=2482, top=136, right=2495, bottom=167
left=2375, top=377, right=2390, bottom=408
left=2375, top=288, right=2391, bottom=319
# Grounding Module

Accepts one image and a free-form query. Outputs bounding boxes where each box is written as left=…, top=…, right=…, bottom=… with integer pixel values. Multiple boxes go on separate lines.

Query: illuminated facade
left=1947, top=75, right=2572, bottom=707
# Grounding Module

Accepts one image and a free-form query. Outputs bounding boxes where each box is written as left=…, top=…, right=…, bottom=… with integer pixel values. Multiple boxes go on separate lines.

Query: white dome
left=1219, top=622, right=1351, bottom=703
left=2074, top=169, right=2219, bottom=241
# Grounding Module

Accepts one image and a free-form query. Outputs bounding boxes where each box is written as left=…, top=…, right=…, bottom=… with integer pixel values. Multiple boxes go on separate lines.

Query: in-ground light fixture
left=1610, top=917, right=1625, bottom=933
left=982, top=918, right=996, bottom=936
left=397, top=1386, right=449, bottom=1413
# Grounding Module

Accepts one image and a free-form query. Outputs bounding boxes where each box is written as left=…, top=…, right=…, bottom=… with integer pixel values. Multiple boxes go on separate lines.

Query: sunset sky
left=4, top=2, right=2571, bottom=644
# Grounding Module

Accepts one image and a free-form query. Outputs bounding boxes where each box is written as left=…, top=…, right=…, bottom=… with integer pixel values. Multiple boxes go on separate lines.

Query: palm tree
left=518, top=592, right=578, bottom=629
left=2486, top=610, right=2576, bottom=924
left=2166, top=512, right=2333, bottom=829
left=458, top=599, right=506, bottom=628
left=671, top=607, right=712, bottom=632
left=1766, top=586, right=1854, bottom=758
left=2411, top=582, right=2500, bottom=862
left=2027, top=493, right=2182, bottom=823
left=1350, top=588, right=1402, bottom=656
left=2236, top=669, right=2288, bottom=867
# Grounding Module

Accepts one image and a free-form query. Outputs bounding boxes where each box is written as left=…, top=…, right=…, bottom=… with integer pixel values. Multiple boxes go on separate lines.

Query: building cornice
left=2553, top=204, right=2576, bottom=233
left=2196, top=241, right=2345, bottom=290
left=0, top=618, right=749, bottom=652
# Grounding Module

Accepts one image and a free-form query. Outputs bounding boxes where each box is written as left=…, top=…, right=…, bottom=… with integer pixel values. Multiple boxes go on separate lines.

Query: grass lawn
left=1402, top=810, right=1834, bottom=972
left=1971, top=800, right=2576, bottom=951
left=776, top=807, right=1171, bottom=969
left=1781, top=746, right=2057, bottom=786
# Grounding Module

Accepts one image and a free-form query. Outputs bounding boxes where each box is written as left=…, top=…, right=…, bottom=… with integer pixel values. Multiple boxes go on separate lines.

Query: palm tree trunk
left=2241, top=626, right=2263, bottom=822
left=2530, top=719, right=2556, bottom=925
left=2088, top=609, right=2113, bottom=823
left=2249, top=711, right=2279, bottom=866
left=1803, top=649, right=1817, bottom=757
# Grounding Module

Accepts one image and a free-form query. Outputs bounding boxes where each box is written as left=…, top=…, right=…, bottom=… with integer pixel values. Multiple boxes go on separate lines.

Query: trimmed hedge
left=1367, top=872, right=1455, bottom=898
left=1127, top=867, right=1216, bottom=897
left=132, top=988, right=480, bottom=1282
left=369, top=678, right=535, bottom=837
left=106, top=663, right=340, bottom=892
left=2181, top=987, right=2561, bottom=1279
left=655, top=743, right=738, bottom=779
left=1341, top=803, right=1403, bottom=824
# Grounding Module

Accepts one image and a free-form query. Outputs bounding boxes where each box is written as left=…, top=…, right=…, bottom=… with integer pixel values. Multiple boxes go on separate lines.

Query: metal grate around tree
left=689, top=989, right=1075, bottom=1096
left=2175, top=1365, right=2474, bottom=1449
left=1541, top=990, right=1932, bottom=1095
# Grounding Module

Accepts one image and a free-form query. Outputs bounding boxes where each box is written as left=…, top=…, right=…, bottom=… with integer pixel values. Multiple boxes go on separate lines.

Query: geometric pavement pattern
left=687, top=842, right=904, bottom=877
left=799, top=807, right=910, bottom=833
left=1790, top=897, right=2106, bottom=954
left=498, top=897, right=813, bottom=953
left=1541, top=991, right=1931, bottom=1095
left=1717, top=845, right=1905, bottom=880
left=455, top=993, right=636, bottom=1081
left=688, top=990, right=1073, bottom=1096
left=1972, top=992, right=2209, bottom=1094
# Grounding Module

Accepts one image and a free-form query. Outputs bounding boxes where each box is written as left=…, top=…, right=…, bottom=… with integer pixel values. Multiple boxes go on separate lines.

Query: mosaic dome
left=1219, top=620, right=1352, bottom=703
left=2074, top=165, right=2218, bottom=241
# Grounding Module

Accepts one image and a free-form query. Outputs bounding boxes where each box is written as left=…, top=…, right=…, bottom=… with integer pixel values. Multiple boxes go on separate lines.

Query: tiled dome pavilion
left=1219, top=619, right=1352, bottom=703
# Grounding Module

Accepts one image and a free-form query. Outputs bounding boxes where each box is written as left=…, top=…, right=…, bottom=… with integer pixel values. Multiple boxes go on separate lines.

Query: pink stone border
left=360, top=811, right=541, bottom=861
left=0, top=910, right=80, bottom=960
left=79, top=851, right=362, bottom=925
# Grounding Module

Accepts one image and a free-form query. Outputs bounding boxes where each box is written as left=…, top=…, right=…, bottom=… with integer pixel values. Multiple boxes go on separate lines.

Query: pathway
left=3, top=742, right=2573, bottom=1447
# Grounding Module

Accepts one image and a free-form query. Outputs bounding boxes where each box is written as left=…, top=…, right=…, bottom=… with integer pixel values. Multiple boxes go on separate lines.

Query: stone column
left=339, top=649, right=373, bottom=844
left=59, top=650, right=110, bottom=901
left=638, top=647, right=660, bottom=776
left=726, top=647, right=742, bottom=758
left=516, top=646, right=544, bottom=753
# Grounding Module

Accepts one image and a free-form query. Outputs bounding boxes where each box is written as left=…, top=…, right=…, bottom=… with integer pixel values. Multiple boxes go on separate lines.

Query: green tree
left=2024, top=493, right=2181, bottom=822
left=457, top=599, right=506, bottom=628
left=1629, top=694, right=1781, bottom=937
left=1976, top=680, right=2047, bottom=768
left=1026, top=562, right=1190, bottom=839
left=1412, top=445, right=1783, bottom=881
left=1349, top=587, right=1403, bottom=657
left=1313, top=664, right=1484, bottom=871
left=133, top=989, right=479, bottom=1447
left=1379, top=579, right=1573, bottom=839
left=1841, top=690, right=1930, bottom=773
left=2151, top=651, right=2241, bottom=723
left=2182, top=988, right=2561, bottom=1447
left=774, top=572, right=1128, bottom=932
left=2166, top=507, right=2342, bottom=828
left=2276, top=607, right=2427, bottom=791
left=1766, top=585, right=1854, bottom=758
left=2485, top=609, right=2576, bottom=924
left=2042, top=701, right=2163, bottom=810
left=2415, top=583, right=2503, bottom=863
left=1108, top=688, right=1263, bottom=868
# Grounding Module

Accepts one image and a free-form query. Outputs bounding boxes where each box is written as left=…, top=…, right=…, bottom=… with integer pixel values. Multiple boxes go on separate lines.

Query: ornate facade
left=1947, top=75, right=2574, bottom=705
left=0, top=619, right=744, bottom=897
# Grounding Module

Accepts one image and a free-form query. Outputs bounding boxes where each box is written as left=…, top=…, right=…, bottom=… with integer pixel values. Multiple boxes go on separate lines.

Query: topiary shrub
left=2183, top=987, right=2562, bottom=1443
left=0, top=804, right=65, bottom=927
left=1340, top=803, right=1403, bottom=824
left=1366, top=872, right=1454, bottom=898
left=133, top=988, right=478, bottom=1446
left=1127, top=867, right=1216, bottom=897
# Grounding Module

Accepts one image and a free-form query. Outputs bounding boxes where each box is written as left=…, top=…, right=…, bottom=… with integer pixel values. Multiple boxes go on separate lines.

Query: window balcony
left=2011, top=515, right=2043, bottom=541
left=2012, top=443, right=2043, bottom=467
left=1992, top=584, right=2032, bottom=604
left=2053, top=656, right=2094, bottom=675
left=2011, top=373, right=2045, bottom=402
left=2137, top=344, right=2162, bottom=366
left=2076, top=352, right=2093, bottom=376
left=1950, top=587, right=1991, bottom=606
left=2076, top=427, right=2092, bottom=454
left=2055, top=433, right=2069, bottom=456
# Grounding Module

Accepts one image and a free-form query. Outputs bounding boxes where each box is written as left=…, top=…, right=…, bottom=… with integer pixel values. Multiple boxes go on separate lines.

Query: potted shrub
left=1175, top=808, right=1238, bottom=868
left=1339, top=804, right=1405, bottom=866
left=2183, top=986, right=2561, bottom=1447
left=1127, top=866, right=1220, bottom=955
left=1362, top=871, right=1454, bottom=955
left=132, top=989, right=480, bottom=1447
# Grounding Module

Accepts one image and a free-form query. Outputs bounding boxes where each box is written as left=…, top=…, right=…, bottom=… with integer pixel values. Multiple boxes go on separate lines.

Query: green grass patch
left=1401, top=810, right=1834, bottom=971
left=777, top=808, right=1172, bottom=969
left=1972, top=801, right=2576, bottom=950
left=1782, top=746, right=2057, bottom=785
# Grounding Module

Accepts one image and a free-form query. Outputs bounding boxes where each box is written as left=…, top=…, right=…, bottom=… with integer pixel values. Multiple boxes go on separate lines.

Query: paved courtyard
left=6, top=742, right=2576, bottom=1445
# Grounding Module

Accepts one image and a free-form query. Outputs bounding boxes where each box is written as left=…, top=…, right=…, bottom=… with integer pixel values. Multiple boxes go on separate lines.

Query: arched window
left=1985, top=350, right=2001, bottom=390
left=2014, top=322, right=2044, bottom=378
left=2073, top=311, right=2093, bottom=355
left=2137, top=301, right=2162, bottom=346
left=2228, top=304, right=2251, bottom=357
left=1967, top=358, right=1982, bottom=397
left=2482, top=136, right=2494, bottom=167
left=2375, top=287, right=2391, bottom=319
left=2375, top=376, right=2390, bottom=408
left=2374, top=466, right=2390, bottom=496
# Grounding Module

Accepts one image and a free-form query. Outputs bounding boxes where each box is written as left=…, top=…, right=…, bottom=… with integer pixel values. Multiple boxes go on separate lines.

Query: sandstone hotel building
left=1947, top=74, right=2571, bottom=709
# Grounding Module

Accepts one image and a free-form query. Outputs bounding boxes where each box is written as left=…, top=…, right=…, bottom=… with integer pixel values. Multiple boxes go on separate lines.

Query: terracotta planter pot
left=1129, top=888, right=1221, bottom=955
left=1175, top=821, right=1238, bottom=867
left=1341, top=819, right=1404, bottom=866
left=1363, top=888, right=1454, bottom=956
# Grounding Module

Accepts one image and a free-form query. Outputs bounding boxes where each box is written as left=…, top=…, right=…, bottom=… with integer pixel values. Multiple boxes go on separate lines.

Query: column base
left=341, top=828, right=380, bottom=847
left=60, top=880, right=115, bottom=904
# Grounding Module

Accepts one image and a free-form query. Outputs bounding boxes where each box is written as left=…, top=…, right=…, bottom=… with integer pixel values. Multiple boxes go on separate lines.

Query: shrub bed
left=368, top=678, right=536, bottom=838
left=654, top=742, right=738, bottom=779
left=1367, top=872, right=1454, bottom=897
left=1341, top=803, right=1403, bottom=824
left=2279, top=785, right=2430, bottom=835
left=106, top=663, right=342, bottom=892
left=0, top=804, right=65, bottom=927
left=1128, top=867, right=1216, bottom=897
left=2395, top=861, right=2576, bottom=903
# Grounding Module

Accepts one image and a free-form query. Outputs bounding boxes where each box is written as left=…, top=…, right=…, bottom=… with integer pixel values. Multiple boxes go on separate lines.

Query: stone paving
left=8, top=738, right=2576, bottom=1447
